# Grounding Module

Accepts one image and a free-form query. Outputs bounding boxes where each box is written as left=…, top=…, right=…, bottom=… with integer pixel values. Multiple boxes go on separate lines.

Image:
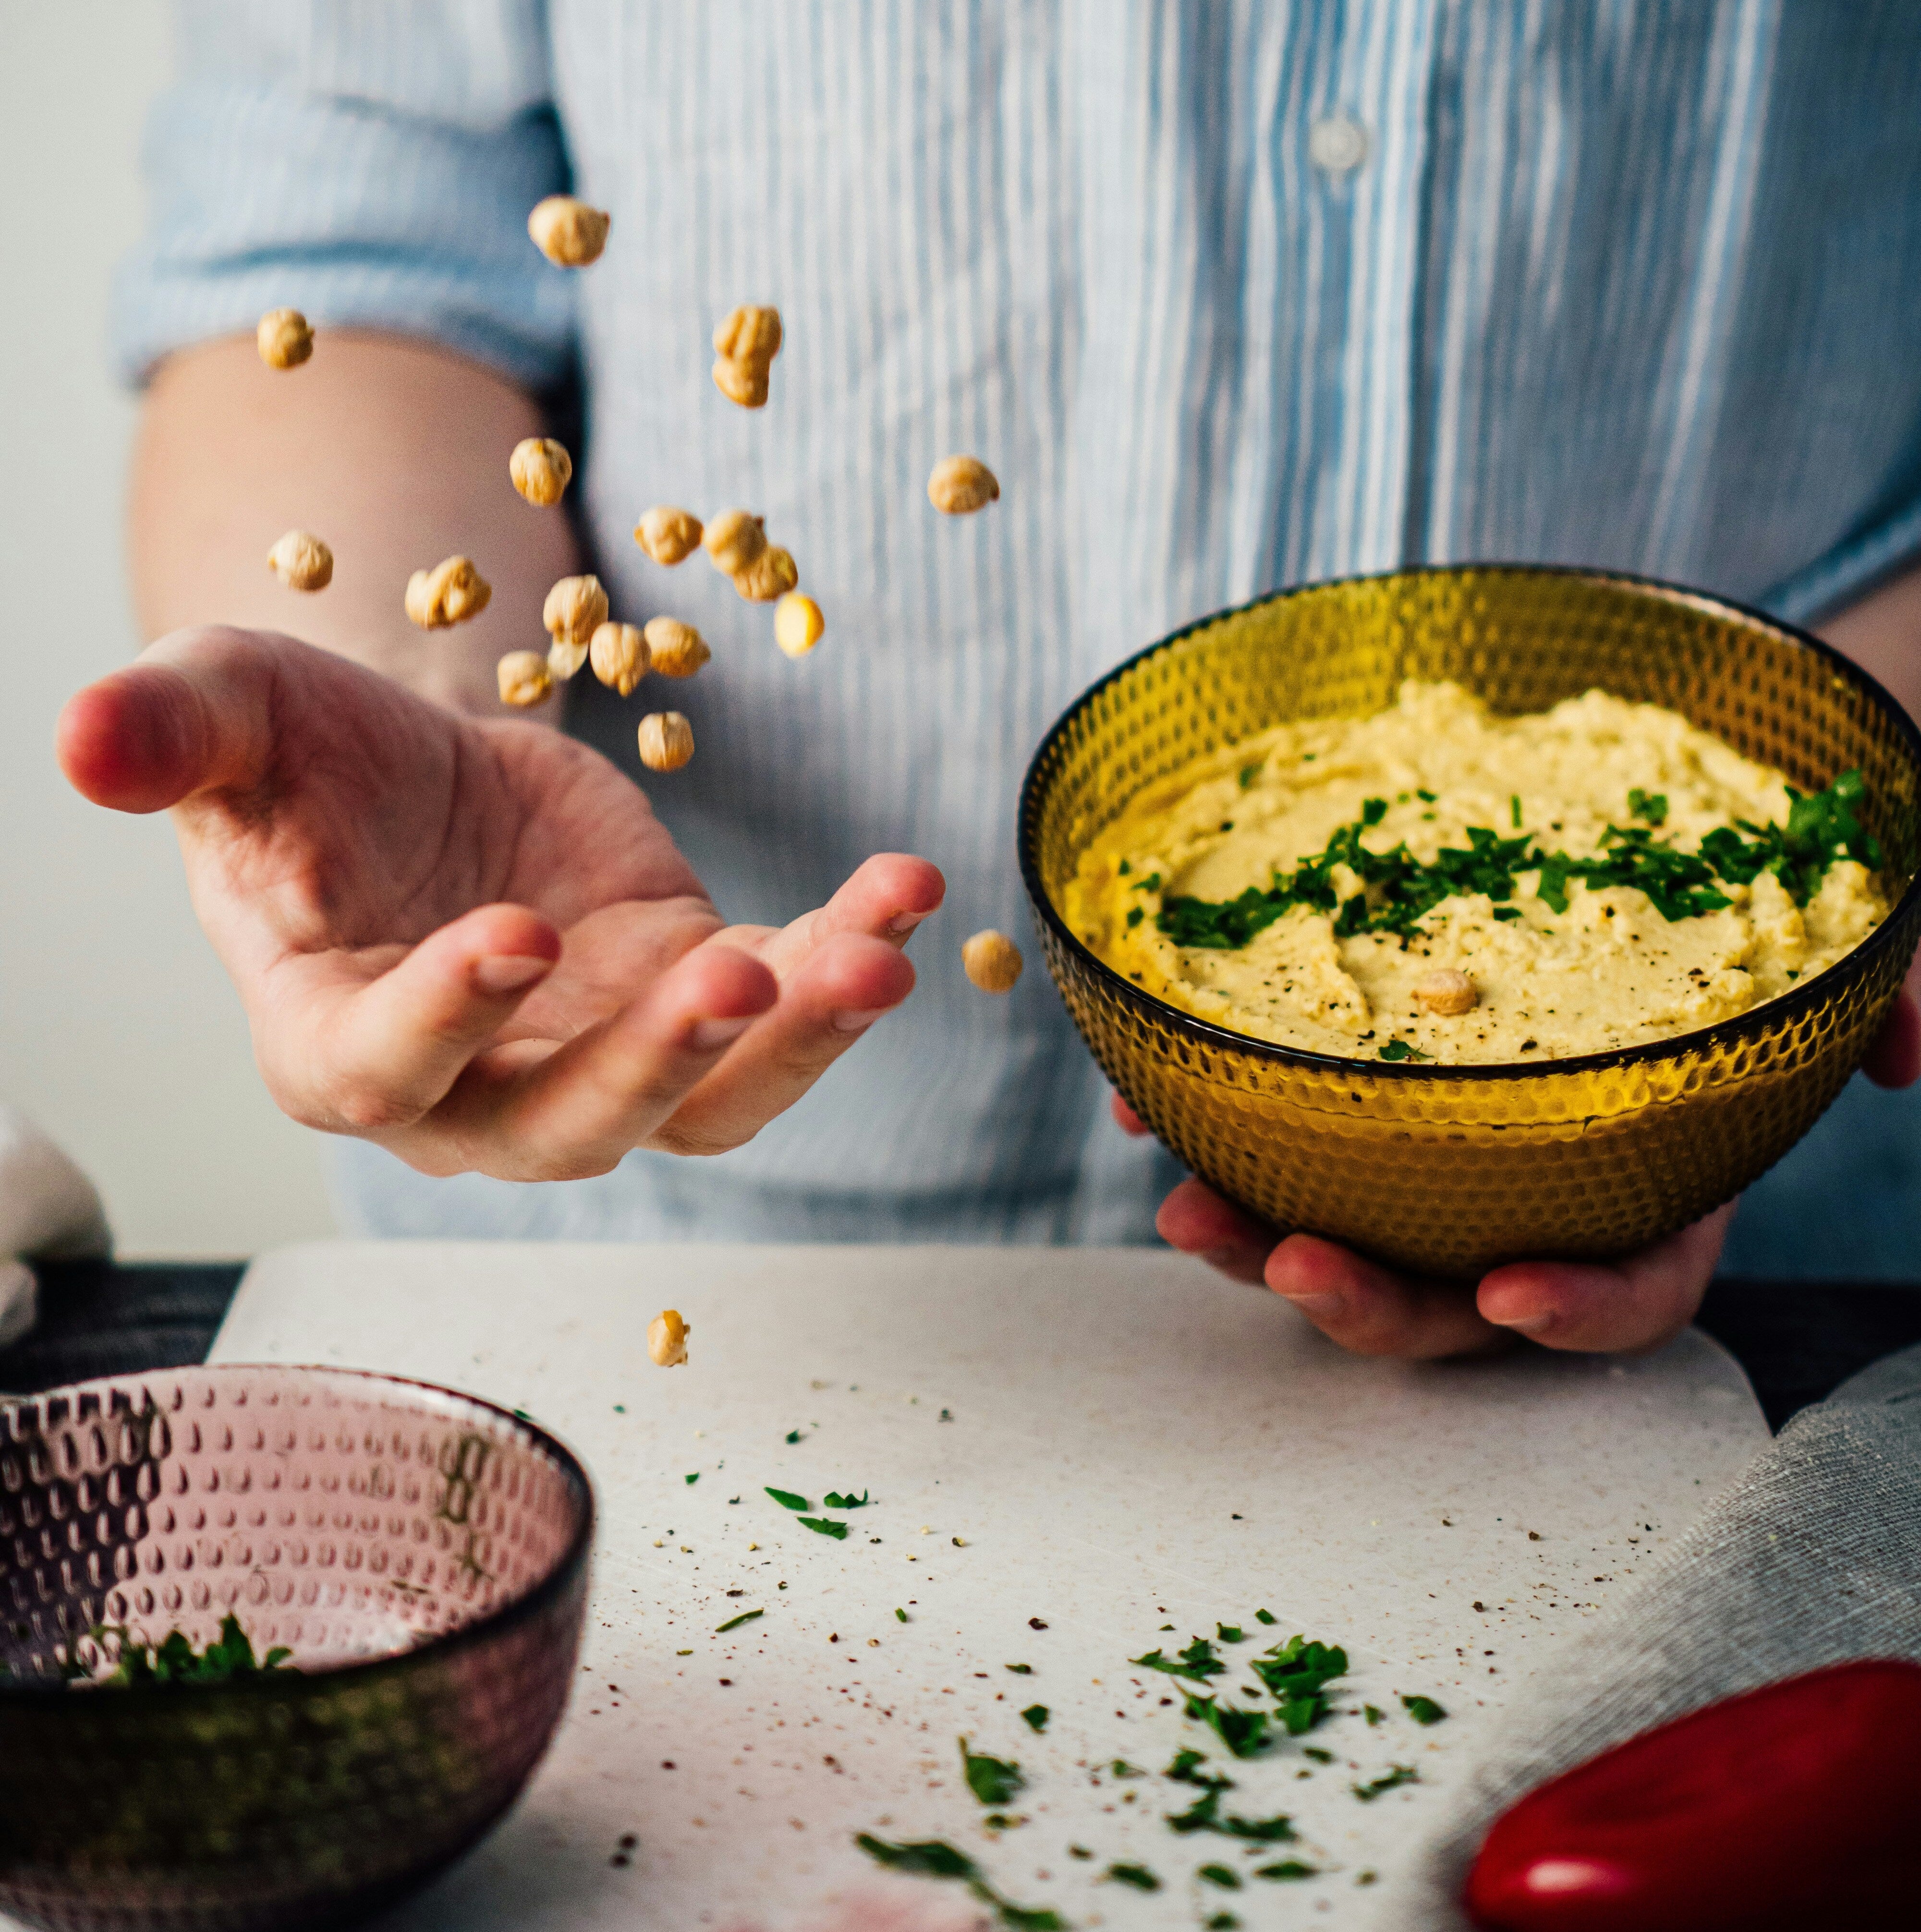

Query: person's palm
left=60, top=628, right=943, bottom=1178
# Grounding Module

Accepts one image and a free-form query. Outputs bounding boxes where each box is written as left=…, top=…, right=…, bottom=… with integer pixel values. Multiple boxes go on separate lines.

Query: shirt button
left=1309, top=111, right=1369, bottom=175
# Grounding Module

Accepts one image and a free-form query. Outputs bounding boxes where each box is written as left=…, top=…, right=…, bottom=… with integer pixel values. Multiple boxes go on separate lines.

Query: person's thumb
left=57, top=625, right=278, bottom=814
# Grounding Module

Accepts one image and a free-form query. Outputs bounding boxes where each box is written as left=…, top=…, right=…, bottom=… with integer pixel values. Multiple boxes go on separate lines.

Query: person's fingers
left=1265, top=1234, right=1509, bottom=1358
left=443, top=942, right=782, bottom=1175
left=57, top=627, right=280, bottom=813
left=735, top=854, right=947, bottom=970
left=1111, top=1090, right=1151, bottom=1137
left=1475, top=1202, right=1732, bottom=1353
left=258, top=904, right=563, bottom=1132
left=639, top=932, right=918, bottom=1154
left=1155, top=1176, right=1274, bottom=1285
left=1861, top=985, right=1921, bottom=1090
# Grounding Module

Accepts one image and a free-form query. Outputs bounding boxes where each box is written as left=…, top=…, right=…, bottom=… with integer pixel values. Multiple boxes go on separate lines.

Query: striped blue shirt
left=117, top=2, right=1921, bottom=1274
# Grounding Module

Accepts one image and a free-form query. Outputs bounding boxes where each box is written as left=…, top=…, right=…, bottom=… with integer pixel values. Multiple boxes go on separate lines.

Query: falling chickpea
left=638, top=711, right=695, bottom=773
left=256, top=308, right=313, bottom=369
left=643, top=617, right=710, bottom=678
left=774, top=593, right=824, bottom=659
left=590, top=621, right=649, bottom=696
left=510, top=437, right=572, bottom=507
left=543, top=573, right=609, bottom=646
left=702, top=509, right=766, bottom=576
left=731, top=546, right=798, bottom=603
left=635, top=506, right=704, bottom=566
left=405, top=556, right=491, bottom=629
left=1412, top=968, right=1478, bottom=1016
left=962, top=930, right=1023, bottom=994
left=267, top=529, right=332, bottom=592
left=497, top=651, right=552, bottom=707
left=712, top=304, right=781, bottom=409
left=648, top=1309, right=691, bottom=1368
left=927, top=455, right=1000, bottom=515
left=528, top=195, right=610, bottom=267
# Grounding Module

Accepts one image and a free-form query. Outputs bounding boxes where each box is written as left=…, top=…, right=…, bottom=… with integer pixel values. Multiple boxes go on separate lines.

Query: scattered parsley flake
left=1131, top=1636, right=1227, bottom=1681
left=1205, top=1915, right=1240, bottom=1931
left=1184, top=1692, right=1271, bottom=1759
left=766, top=1487, right=811, bottom=1511
left=1216, top=1623, right=1245, bottom=1644
left=1416, top=788, right=1436, bottom=802
left=823, top=1490, right=871, bottom=1509
left=1511, top=794, right=1522, bottom=827
left=1377, top=1039, right=1429, bottom=1062
left=1253, top=1859, right=1319, bottom=1881
left=1126, top=907, right=1143, bottom=928
left=798, top=1517, right=849, bottom=1540
left=1198, top=1863, right=1242, bottom=1889
left=715, top=1609, right=763, bottom=1633
left=895, top=1608, right=909, bottom=1623
left=854, top=1835, right=1064, bottom=1928
left=1239, top=764, right=1262, bottom=789
left=1164, top=1748, right=1234, bottom=1790
left=684, top=1472, right=699, bottom=1485
left=1250, top=1635, right=1349, bottom=1735
left=1253, top=1608, right=1276, bottom=1626
left=785, top=1429, right=803, bottom=1444
left=1401, top=1693, right=1448, bottom=1725
left=1628, top=788, right=1669, bottom=826
left=1005, top=1663, right=1033, bottom=1674
left=1109, top=1758, right=1145, bottom=1778
left=960, top=1740, right=1026, bottom=1807
left=1353, top=1764, right=1420, bottom=1801
left=1020, top=1704, right=1050, bottom=1732
left=1104, top=1862, right=1161, bottom=1891
left=1302, top=1747, right=1334, bottom=1764
left=1364, top=1703, right=1385, bottom=1726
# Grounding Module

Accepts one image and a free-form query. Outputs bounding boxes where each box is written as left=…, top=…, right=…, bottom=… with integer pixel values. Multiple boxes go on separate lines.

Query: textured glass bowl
left=1021, top=566, right=1921, bottom=1276
left=0, top=1364, right=594, bottom=1931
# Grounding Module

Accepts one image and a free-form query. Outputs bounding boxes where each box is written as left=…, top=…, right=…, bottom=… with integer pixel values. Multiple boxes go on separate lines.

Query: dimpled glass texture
left=0, top=1365, right=593, bottom=1932
left=1020, top=566, right=1921, bottom=1276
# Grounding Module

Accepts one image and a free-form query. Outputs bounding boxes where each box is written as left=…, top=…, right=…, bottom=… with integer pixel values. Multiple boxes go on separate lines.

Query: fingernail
left=887, top=912, right=928, bottom=936
left=1278, top=1290, right=1346, bottom=1321
left=833, top=1007, right=889, bottom=1033
left=473, top=955, right=552, bottom=995
left=1487, top=1310, right=1553, bottom=1337
left=690, top=1016, right=754, bottom=1051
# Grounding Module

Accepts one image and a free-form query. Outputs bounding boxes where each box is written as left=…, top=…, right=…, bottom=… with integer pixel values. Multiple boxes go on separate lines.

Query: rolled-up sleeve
left=111, top=0, right=577, bottom=389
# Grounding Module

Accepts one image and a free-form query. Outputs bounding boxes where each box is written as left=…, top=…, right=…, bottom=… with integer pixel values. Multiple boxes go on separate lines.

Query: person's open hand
left=58, top=628, right=944, bottom=1180
left=1118, top=981, right=1921, bottom=1357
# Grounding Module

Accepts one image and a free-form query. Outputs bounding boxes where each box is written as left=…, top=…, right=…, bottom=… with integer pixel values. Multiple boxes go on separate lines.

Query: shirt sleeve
left=111, top=0, right=578, bottom=390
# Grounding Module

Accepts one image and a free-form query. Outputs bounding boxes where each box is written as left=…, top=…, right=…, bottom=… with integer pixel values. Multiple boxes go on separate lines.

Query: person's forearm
left=128, top=331, right=581, bottom=717
left=1819, top=558, right=1921, bottom=726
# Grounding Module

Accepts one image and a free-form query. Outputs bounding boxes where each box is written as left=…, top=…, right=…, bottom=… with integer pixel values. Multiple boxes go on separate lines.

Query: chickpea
left=527, top=194, right=610, bottom=267
left=256, top=308, right=313, bottom=369
left=774, top=593, right=824, bottom=658
left=927, top=454, right=1000, bottom=515
left=266, top=529, right=332, bottom=592
left=590, top=621, right=650, bottom=696
left=543, top=573, right=609, bottom=645
left=1412, top=968, right=1478, bottom=1017
left=713, top=305, right=783, bottom=369
left=497, top=650, right=553, bottom=707
left=703, top=509, right=767, bottom=575
left=962, top=929, right=1023, bottom=994
left=712, top=357, right=770, bottom=409
left=405, top=556, right=491, bottom=629
left=510, top=437, right=573, bottom=507
left=637, top=711, right=695, bottom=773
left=647, top=1308, right=691, bottom=1368
left=643, top=617, right=710, bottom=678
left=547, top=636, right=589, bottom=680
left=635, top=505, right=704, bottom=566
left=731, top=545, right=798, bottom=602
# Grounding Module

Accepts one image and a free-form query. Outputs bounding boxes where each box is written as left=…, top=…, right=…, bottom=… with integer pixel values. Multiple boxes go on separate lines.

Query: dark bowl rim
left=0, top=1361, right=596, bottom=1704
left=1017, top=561, right=1921, bottom=1085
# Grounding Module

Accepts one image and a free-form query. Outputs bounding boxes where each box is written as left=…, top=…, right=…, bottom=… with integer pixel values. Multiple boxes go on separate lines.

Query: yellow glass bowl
left=1020, top=566, right=1921, bottom=1276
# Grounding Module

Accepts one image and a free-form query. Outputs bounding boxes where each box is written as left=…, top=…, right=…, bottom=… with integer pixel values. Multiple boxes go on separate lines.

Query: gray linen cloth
left=1372, top=1339, right=1921, bottom=1927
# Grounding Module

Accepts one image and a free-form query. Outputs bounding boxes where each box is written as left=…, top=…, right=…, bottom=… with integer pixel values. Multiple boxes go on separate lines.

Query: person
left=60, top=4, right=1921, bottom=1362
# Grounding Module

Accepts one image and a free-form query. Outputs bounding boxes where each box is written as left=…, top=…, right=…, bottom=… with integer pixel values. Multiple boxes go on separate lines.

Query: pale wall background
left=0, top=0, right=336, bottom=1255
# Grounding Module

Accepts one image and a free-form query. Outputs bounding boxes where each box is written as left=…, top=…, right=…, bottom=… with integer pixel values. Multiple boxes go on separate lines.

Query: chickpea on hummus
left=1066, top=681, right=1890, bottom=1064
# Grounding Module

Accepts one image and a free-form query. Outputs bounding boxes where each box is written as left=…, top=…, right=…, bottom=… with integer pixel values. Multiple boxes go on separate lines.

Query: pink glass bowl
left=0, top=1364, right=594, bottom=1931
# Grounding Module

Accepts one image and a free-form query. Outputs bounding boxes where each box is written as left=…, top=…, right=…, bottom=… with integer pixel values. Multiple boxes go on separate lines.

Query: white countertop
left=195, top=1239, right=1766, bottom=1930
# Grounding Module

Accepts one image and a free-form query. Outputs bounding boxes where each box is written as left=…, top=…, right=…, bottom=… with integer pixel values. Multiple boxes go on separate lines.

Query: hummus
left=1065, top=681, right=1889, bottom=1064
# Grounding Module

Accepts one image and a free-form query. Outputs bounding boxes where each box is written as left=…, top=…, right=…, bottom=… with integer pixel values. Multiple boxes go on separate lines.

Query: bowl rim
left=1017, top=560, right=1921, bottom=1085
left=0, top=1361, right=596, bottom=1705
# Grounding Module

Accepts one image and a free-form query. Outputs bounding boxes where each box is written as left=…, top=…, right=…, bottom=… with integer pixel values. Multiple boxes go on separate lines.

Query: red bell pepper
left=1464, top=1658, right=1921, bottom=1931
